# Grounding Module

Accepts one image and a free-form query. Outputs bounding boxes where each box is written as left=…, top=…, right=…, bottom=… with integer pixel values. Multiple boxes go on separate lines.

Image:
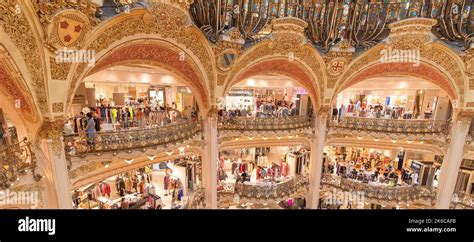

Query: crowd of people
left=64, top=98, right=199, bottom=151
left=325, top=149, right=419, bottom=187
left=218, top=99, right=303, bottom=120
left=332, top=100, right=431, bottom=121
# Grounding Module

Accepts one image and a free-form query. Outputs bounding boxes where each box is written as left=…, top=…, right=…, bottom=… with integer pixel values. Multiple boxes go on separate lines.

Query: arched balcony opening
left=217, top=145, right=310, bottom=209
left=321, top=145, right=439, bottom=209
left=69, top=151, right=205, bottom=210
left=330, top=76, right=454, bottom=136
left=65, top=60, right=203, bottom=158
left=218, top=74, right=315, bottom=134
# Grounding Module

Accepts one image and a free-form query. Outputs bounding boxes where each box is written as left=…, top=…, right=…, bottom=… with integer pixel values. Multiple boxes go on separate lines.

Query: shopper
left=74, top=112, right=85, bottom=133
left=84, top=112, right=96, bottom=151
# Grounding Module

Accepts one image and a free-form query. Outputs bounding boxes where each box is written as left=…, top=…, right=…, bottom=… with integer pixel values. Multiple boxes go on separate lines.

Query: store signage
left=228, top=89, right=254, bottom=96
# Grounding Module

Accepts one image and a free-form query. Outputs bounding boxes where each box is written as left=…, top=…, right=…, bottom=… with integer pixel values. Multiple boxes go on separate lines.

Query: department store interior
left=1, top=0, right=474, bottom=211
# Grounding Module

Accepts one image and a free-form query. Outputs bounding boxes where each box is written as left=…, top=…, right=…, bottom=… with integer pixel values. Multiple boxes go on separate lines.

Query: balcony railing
left=321, top=174, right=425, bottom=203
left=451, top=191, right=474, bottom=209
left=219, top=175, right=310, bottom=201
left=330, top=117, right=450, bottom=135
left=0, top=138, right=39, bottom=190
left=64, top=120, right=202, bottom=157
left=218, top=116, right=312, bottom=132
left=182, top=187, right=205, bottom=209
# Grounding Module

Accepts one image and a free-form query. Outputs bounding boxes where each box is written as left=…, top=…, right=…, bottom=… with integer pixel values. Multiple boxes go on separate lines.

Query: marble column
left=308, top=107, right=329, bottom=209
left=202, top=115, right=218, bottom=209
left=436, top=113, right=471, bottom=209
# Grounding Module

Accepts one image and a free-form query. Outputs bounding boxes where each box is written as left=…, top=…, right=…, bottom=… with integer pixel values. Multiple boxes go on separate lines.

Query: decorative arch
left=0, top=46, right=40, bottom=139
left=223, top=37, right=326, bottom=110
left=84, top=41, right=209, bottom=111
left=65, top=4, right=215, bottom=113
left=332, top=42, right=465, bottom=107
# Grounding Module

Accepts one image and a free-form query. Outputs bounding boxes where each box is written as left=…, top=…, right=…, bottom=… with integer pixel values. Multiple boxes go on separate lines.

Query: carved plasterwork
left=0, top=1, right=48, bottom=113
left=50, top=58, right=71, bottom=80
left=52, top=102, right=64, bottom=113
left=0, top=45, right=38, bottom=123
left=323, top=51, right=353, bottom=88
left=36, top=119, right=65, bottom=158
left=32, top=0, right=98, bottom=30
left=67, top=5, right=215, bottom=111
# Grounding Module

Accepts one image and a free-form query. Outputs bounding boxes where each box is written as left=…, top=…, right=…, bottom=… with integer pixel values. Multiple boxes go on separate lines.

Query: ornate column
left=202, top=107, right=218, bottom=209
left=436, top=111, right=472, bottom=209
left=308, top=106, right=330, bottom=209
left=36, top=119, right=73, bottom=209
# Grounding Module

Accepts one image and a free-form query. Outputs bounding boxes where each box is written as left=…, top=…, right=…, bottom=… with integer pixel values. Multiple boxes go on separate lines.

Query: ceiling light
left=262, top=137, right=268, bottom=140
left=357, top=136, right=363, bottom=140
left=248, top=137, right=254, bottom=140
left=124, top=159, right=134, bottom=164
left=104, top=164, right=109, bottom=168
left=407, top=140, right=413, bottom=144
left=277, top=136, right=282, bottom=140
left=419, top=141, right=424, bottom=144
left=234, top=138, right=239, bottom=141
left=391, top=140, right=397, bottom=143
left=374, top=138, right=379, bottom=142
left=288, top=136, right=293, bottom=139
left=165, top=150, right=173, bottom=156
left=147, top=155, right=156, bottom=161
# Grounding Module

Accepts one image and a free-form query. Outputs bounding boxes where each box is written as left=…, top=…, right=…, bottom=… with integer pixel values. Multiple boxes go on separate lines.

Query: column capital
left=317, top=105, right=331, bottom=118
left=455, top=109, right=474, bottom=123
left=205, top=105, right=219, bottom=119
left=36, top=118, right=66, bottom=158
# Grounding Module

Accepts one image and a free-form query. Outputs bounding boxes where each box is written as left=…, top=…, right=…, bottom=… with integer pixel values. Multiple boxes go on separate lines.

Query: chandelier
left=190, top=0, right=474, bottom=51
left=0, top=138, right=40, bottom=190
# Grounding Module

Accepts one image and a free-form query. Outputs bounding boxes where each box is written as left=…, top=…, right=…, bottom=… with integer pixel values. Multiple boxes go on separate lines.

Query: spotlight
left=357, top=136, right=362, bottom=140
left=147, top=155, right=156, bottom=161
left=165, top=150, right=173, bottom=156
left=407, top=140, right=413, bottom=144
left=124, top=159, right=134, bottom=164
left=391, top=140, right=397, bottom=143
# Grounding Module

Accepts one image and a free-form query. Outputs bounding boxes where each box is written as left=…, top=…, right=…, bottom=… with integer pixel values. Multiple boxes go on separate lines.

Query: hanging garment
left=177, top=188, right=184, bottom=201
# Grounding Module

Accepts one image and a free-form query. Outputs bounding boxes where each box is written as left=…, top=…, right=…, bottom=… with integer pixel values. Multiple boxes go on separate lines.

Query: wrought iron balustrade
left=231, top=175, right=310, bottom=200
left=218, top=116, right=312, bottom=131
left=321, top=174, right=426, bottom=203
left=182, top=187, right=205, bottom=209
left=330, top=116, right=451, bottom=134
left=0, top=138, right=39, bottom=190
left=451, top=191, right=474, bottom=209
left=64, top=120, right=202, bottom=157
left=190, top=0, right=474, bottom=50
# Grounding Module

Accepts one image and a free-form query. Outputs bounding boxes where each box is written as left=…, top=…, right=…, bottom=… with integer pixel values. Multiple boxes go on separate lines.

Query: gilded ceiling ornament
left=52, top=102, right=64, bottom=113
left=50, top=58, right=71, bottom=80
left=46, top=10, right=91, bottom=50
